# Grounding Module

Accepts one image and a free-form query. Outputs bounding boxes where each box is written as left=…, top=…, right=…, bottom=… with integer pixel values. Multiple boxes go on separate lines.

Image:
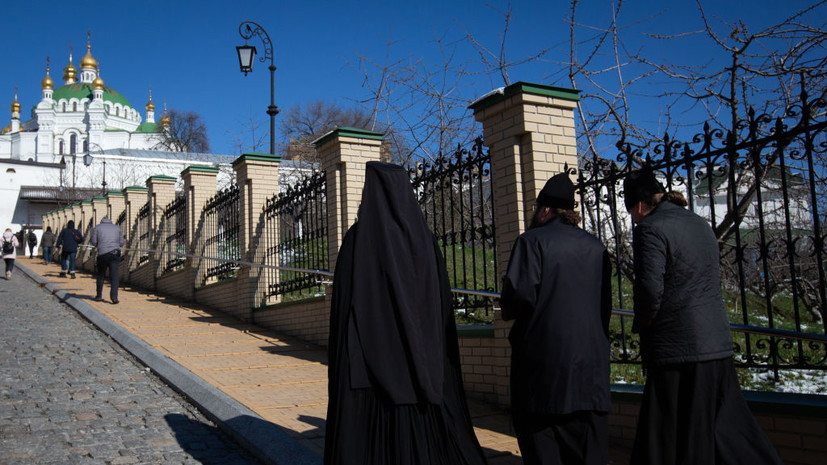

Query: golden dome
left=93, top=73, right=105, bottom=90
left=1, top=124, right=10, bottom=135
left=80, top=32, right=97, bottom=69
left=63, top=53, right=77, bottom=82
left=146, top=88, right=155, bottom=111
left=40, top=68, right=55, bottom=89
left=11, top=94, right=20, bottom=113
left=159, top=101, right=171, bottom=127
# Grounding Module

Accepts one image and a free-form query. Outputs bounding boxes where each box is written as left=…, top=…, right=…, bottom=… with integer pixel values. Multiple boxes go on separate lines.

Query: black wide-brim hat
left=537, top=173, right=575, bottom=210
left=623, top=169, right=665, bottom=211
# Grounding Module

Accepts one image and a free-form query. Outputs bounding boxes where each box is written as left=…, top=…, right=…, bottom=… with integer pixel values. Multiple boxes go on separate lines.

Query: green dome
left=51, top=82, right=133, bottom=109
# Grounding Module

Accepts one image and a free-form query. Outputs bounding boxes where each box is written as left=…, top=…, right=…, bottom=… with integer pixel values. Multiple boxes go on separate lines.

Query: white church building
left=0, top=35, right=235, bottom=245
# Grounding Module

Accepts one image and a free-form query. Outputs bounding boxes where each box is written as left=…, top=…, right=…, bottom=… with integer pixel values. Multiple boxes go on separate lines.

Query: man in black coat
left=625, top=168, right=782, bottom=464
left=500, top=173, right=612, bottom=465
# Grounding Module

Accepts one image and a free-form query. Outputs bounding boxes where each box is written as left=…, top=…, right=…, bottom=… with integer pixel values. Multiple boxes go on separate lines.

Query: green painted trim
left=182, top=164, right=219, bottom=175
left=81, top=200, right=92, bottom=205
left=147, top=175, right=177, bottom=183
left=106, top=190, right=124, bottom=197
left=92, top=196, right=107, bottom=202
left=123, top=185, right=148, bottom=192
left=456, top=324, right=495, bottom=338
left=313, top=127, right=384, bottom=147
left=253, top=295, right=326, bottom=312
left=232, top=152, right=282, bottom=167
left=468, top=81, right=581, bottom=112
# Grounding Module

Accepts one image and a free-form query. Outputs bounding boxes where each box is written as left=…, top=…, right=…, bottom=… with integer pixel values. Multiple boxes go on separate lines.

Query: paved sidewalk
left=0, top=262, right=260, bottom=464
left=15, top=257, right=631, bottom=464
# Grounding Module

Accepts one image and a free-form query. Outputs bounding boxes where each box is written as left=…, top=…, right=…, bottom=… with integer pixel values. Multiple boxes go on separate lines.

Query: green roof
left=51, top=83, right=133, bottom=109
left=135, top=122, right=162, bottom=133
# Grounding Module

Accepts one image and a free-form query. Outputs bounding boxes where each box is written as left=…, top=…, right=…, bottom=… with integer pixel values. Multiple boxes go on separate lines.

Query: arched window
left=72, top=102, right=77, bottom=112
left=70, top=134, right=77, bottom=155
left=59, top=141, right=64, bottom=155
left=116, top=107, right=120, bottom=117
left=61, top=102, right=66, bottom=112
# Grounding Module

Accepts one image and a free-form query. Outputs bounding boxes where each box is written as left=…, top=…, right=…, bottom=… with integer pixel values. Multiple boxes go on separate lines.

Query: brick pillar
left=315, top=127, right=384, bottom=272
left=106, top=190, right=125, bottom=223
left=182, top=165, right=218, bottom=292
left=470, top=81, right=581, bottom=408
left=233, top=152, right=281, bottom=315
left=146, top=175, right=177, bottom=282
left=78, top=200, right=95, bottom=270
left=122, top=185, right=149, bottom=279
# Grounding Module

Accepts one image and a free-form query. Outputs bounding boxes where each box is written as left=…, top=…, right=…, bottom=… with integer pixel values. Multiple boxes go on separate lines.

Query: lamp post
left=83, top=144, right=107, bottom=196
left=236, top=21, right=279, bottom=155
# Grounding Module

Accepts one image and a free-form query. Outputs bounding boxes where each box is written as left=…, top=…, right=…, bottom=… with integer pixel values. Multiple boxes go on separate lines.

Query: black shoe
left=59, top=272, right=66, bottom=278
left=111, top=300, right=119, bottom=305
left=93, top=297, right=103, bottom=302
left=70, top=273, right=76, bottom=279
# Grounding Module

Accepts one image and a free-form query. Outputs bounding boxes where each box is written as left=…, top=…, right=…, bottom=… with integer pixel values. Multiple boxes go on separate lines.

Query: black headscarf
left=348, top=161, right=444, bottom=405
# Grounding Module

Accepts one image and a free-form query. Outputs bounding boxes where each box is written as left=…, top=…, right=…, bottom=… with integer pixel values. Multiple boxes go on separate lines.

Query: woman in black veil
left=324, top=162, right=487, bottom=465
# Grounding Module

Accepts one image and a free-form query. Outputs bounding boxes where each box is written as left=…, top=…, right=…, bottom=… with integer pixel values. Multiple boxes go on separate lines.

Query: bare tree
left=227, top=106, right=268, bottom=156
left=155, top=109, right=210, bottom=154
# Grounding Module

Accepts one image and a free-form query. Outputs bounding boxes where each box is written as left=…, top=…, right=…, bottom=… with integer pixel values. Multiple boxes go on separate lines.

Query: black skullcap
left=537, top=173, right=575, bottom=210
left=624, top=168, right=665, bottom=211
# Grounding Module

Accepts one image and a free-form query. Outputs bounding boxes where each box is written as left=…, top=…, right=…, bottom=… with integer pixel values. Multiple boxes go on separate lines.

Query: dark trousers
left=43, top=246, right=53, bottom=263
left=513, top=410, right=608, bottom=465
left=95, top=252, right=120, bottom=301
left=631, top=358, right=783, bottom=465
left=4, top=258, right=14, bottom=274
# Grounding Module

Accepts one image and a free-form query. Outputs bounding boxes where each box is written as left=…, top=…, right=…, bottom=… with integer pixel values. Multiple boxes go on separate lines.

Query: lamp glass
left=83, top=153, right=92, bottom=166
left=236, top=45, right=257, bottom=74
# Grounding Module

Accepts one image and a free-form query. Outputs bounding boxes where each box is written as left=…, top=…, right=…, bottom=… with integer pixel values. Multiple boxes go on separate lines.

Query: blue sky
left=1, top=0, right=823, bottom=156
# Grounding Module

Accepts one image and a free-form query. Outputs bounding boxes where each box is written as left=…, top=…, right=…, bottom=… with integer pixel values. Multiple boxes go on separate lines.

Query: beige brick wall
left=253, top=296, right=331, bottom=347
left=195, top=278, right=247, bottom=321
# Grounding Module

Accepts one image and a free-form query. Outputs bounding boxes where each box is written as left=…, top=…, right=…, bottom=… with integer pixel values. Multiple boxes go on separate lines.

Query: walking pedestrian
left=56, top=220, right=83, bottom=278
left=90, top=217, right=124, bottom=304
left=41, top=226, right=56, bottom=264
left=325, top=162, right=486, bottom=465
left=624, top=168, right=782, bottom=464
left=26, top=230, right=38, bottom=258
left=2, top=228, right=20, bottom=280
left=499, top=173, right=612, bottom=465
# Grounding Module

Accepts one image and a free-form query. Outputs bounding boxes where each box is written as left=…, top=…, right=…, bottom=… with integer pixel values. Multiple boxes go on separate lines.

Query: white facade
left=0, top=38, right=236, bottom=245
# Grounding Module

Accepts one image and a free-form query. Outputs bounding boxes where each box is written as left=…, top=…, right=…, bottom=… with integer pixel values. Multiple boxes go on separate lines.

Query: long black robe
left=324, top=162, right=487, bottom=465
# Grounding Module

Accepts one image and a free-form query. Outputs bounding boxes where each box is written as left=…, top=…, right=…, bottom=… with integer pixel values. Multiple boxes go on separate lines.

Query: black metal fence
left=201, top=184, right=240, bottom=286
left=134, top=201, right=151, bottom=268
left=260, top=170, right=328, bottom=304
left=161, top=194, right=187, bottom=274
left=576, top=82, right=827, bottom=375
left=409, top=137, right=497, bottom=323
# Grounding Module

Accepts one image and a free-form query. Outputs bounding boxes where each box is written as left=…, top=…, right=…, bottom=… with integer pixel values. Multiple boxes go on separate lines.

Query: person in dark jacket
left=26, top=230, right=38, bottom=258
left=625, top=168, right=782, bottom=465
left=90, top=217, right=124, bottom=304
left=324, top=162, right=486, bottom=465
left=56, top=220, right=83, bottom=278
left=499, top=173, right=612, bottom=465
left=41, top=226, right=56, bottom=264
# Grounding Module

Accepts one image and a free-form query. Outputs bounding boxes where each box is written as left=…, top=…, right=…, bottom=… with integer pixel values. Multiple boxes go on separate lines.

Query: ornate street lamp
left=236, top=21, right=279, bottom=155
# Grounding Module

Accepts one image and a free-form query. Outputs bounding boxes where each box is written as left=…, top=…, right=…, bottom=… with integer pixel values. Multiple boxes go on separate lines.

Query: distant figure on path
left=2, top=228, right=20, bottom=280
left=500, top=173, right=612, bottom=465
left=56, top=220, right=83, bottom=279
left=90, top=217, right=124, bottom=304
left=324, top=162, right=486, bottom=465
left=41, top=226, right=56, bottom=264
left=624, top=168, right=782, bottom=465
left=26, top=230, right=37, bottom=258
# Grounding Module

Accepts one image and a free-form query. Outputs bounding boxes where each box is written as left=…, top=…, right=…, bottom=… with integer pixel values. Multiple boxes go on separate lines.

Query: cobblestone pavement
left=0, top=271, right=262, bottom=464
